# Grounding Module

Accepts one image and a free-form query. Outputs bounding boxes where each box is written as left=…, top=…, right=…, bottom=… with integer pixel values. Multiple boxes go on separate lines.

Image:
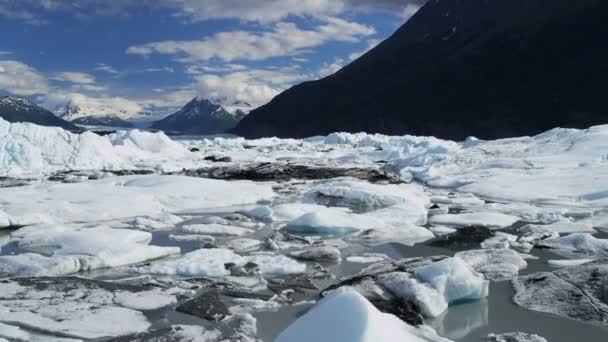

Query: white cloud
left=0, top=51, right=11, bottom=56
left=94, top=64, right=120, bottom=75
left=318, top=58, right=346, bottom=77
left=1, top=0, right=423, bottom=25
left=348, top=38, right=380, bottom=61
left=52, top=72, right=96, bottom=84
left=141, top=67, right=175, bottom=73
left=127, top=17, right=375, bottom=62
left=0, top=60, right=49, bottom=96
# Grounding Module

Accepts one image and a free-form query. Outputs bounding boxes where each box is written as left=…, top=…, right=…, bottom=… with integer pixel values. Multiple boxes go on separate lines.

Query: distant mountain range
left=151, top=97, right=250, bottom=134
left=235, top=0, right=608, bottom=140
left=0, top=97, right=80, bottom=131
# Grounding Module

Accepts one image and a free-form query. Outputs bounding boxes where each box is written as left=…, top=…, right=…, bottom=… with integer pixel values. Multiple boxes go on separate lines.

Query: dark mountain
left=152, top=97, right=248, bottom=134
left=235, top=0, right=608, bottom=140
left=0, top=97, right=81, bottom=132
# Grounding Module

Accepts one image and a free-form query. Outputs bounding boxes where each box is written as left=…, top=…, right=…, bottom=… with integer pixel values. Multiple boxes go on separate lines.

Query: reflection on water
left=431, top=298, right=489, bottom=340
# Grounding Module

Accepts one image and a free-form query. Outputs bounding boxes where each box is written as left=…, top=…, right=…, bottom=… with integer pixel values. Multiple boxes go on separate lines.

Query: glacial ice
left=275, top=288, right=453, bottom=342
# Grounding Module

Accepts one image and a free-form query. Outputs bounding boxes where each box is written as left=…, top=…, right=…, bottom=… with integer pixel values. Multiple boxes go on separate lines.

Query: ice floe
left=137, top=248, right=306, bottom=277
left=455, top=249, right=527, bottom=281
left=8, top=224, right=180, bottom=272
left=0, top=175, right=275, bottom=228
left=0, top=277, right=175, bottom=339
left=275, top=288, right=453, bottom=342
left=429, top=212, right=519, bottom=229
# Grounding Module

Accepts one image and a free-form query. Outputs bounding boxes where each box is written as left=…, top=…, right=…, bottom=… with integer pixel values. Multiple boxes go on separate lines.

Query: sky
left=0, top=0, right=424, bottom=116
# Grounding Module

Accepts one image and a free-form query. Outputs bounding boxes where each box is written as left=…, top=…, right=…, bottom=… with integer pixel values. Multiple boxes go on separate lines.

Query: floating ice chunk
left=0, top=277, right=161, bottom=339
left=133, top=213, right=184, bottom=231
left=346, top=253, right=390, bottom=264
left=289, top=246, right=342, bottom=262
left=113, top=290, right=177, bottom=311
left=11, top=224, right=180, bottom=272
left=223, top=238, right=262, bottom=252
left=481, top=232, right=518, bottom=249
left=239, top=206, right=273, bottom=221
left=169, top=234, right=216, bottom=243
left=271, top=203, right=349, bottom=222
left=305, top=179, right=429, bottom=212
left=520, top=220, right=596, bottom=234
left=547, top=259, right=594, bottom=267
left=228, top=298, right=281, bottom=315
left=539, top=233, right=608, bottom=256
left=429, top=226, right=457, bottom=236
left=275, top=288, right=453, bottom=342
left=429, top=212, right=519, bottom=229
left=0, top=253, right=81, bottom=277
left=287, top=210, right=376, bottom=236
left=246, top=254, right=306, bottom=275
left=378, top=272, right=448, bottom=318
left=0, top=322, right=29, bottom=342
left=200, top=216, right=230, bottom=225
left=181, top=223, right=253, bottom=236
left=415, top=257, right=489, bottom=304
left=430, top=194, right=485, bottom=206
left=140, top=248, right=305, bottom=277
left=456, top=249, right=527, bottom=281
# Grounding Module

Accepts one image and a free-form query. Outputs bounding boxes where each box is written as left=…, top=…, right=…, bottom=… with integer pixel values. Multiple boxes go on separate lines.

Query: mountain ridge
left=235, top=0, right=608, bottom=140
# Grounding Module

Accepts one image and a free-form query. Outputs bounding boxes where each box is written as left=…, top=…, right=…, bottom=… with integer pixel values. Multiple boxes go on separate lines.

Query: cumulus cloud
left=127, top=17, right=375, bottom=62
left=0, top=0, right=423, bottom=24
left=94, top=64, right=120, bottom=75
left=0, top=60, right=49, bottom=96
left=52, top=72, right=96, bottom=84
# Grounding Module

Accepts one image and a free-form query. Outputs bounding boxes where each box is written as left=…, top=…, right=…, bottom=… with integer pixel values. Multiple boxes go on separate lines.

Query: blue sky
left=0, top=0, right=423, bottom=115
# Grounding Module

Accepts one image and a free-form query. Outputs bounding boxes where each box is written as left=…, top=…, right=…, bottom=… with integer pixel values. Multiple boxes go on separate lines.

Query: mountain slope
left=54, top=99, right=136, bottom=128
left=235, top=0, right=608, bottom=140
left=0, top=97, right=81, bottom=131
left=152, top=97, right=248, bottom=134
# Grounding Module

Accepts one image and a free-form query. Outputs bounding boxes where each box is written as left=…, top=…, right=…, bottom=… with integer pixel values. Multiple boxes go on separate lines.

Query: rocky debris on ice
left=0, top=277, right=176, bottom=339
left=267, top=275, right=319, bottom=302
left=513, top=259, right=608, bottom=324
left=429, top=226, right=494, bottom=249
left=304, top=178, right=429, bottom=212
left=289, top=246, right=342, bottom=262
left=487, top=332, right=548, bottom=342
left=8, top=224, right=180, bottom=273
left=538, top=233, right=608, bottom=256
left=0, top=175, right=275, bottom=228
left=429, top=212, right=519, bottom=230
left=455, top=249, right=528, bottom=281
left=173, top=162, right=396, bottom=183
left=135, top=248, right=306, bottom=277
left=275, top=288, right=453, bottom=342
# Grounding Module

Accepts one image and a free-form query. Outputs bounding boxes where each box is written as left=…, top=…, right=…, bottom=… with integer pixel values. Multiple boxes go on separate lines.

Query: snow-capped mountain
left=53, top=96, right=154, bottom=128
left=152, top=97, right=250, bottom=134
left=0, top=96, right=80, bottom=131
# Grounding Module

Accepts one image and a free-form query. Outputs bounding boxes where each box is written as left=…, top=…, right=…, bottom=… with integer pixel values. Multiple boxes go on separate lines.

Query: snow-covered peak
left=0, top=96, right=40, bottom=111
left=53, top=95, right=144, bottom=121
